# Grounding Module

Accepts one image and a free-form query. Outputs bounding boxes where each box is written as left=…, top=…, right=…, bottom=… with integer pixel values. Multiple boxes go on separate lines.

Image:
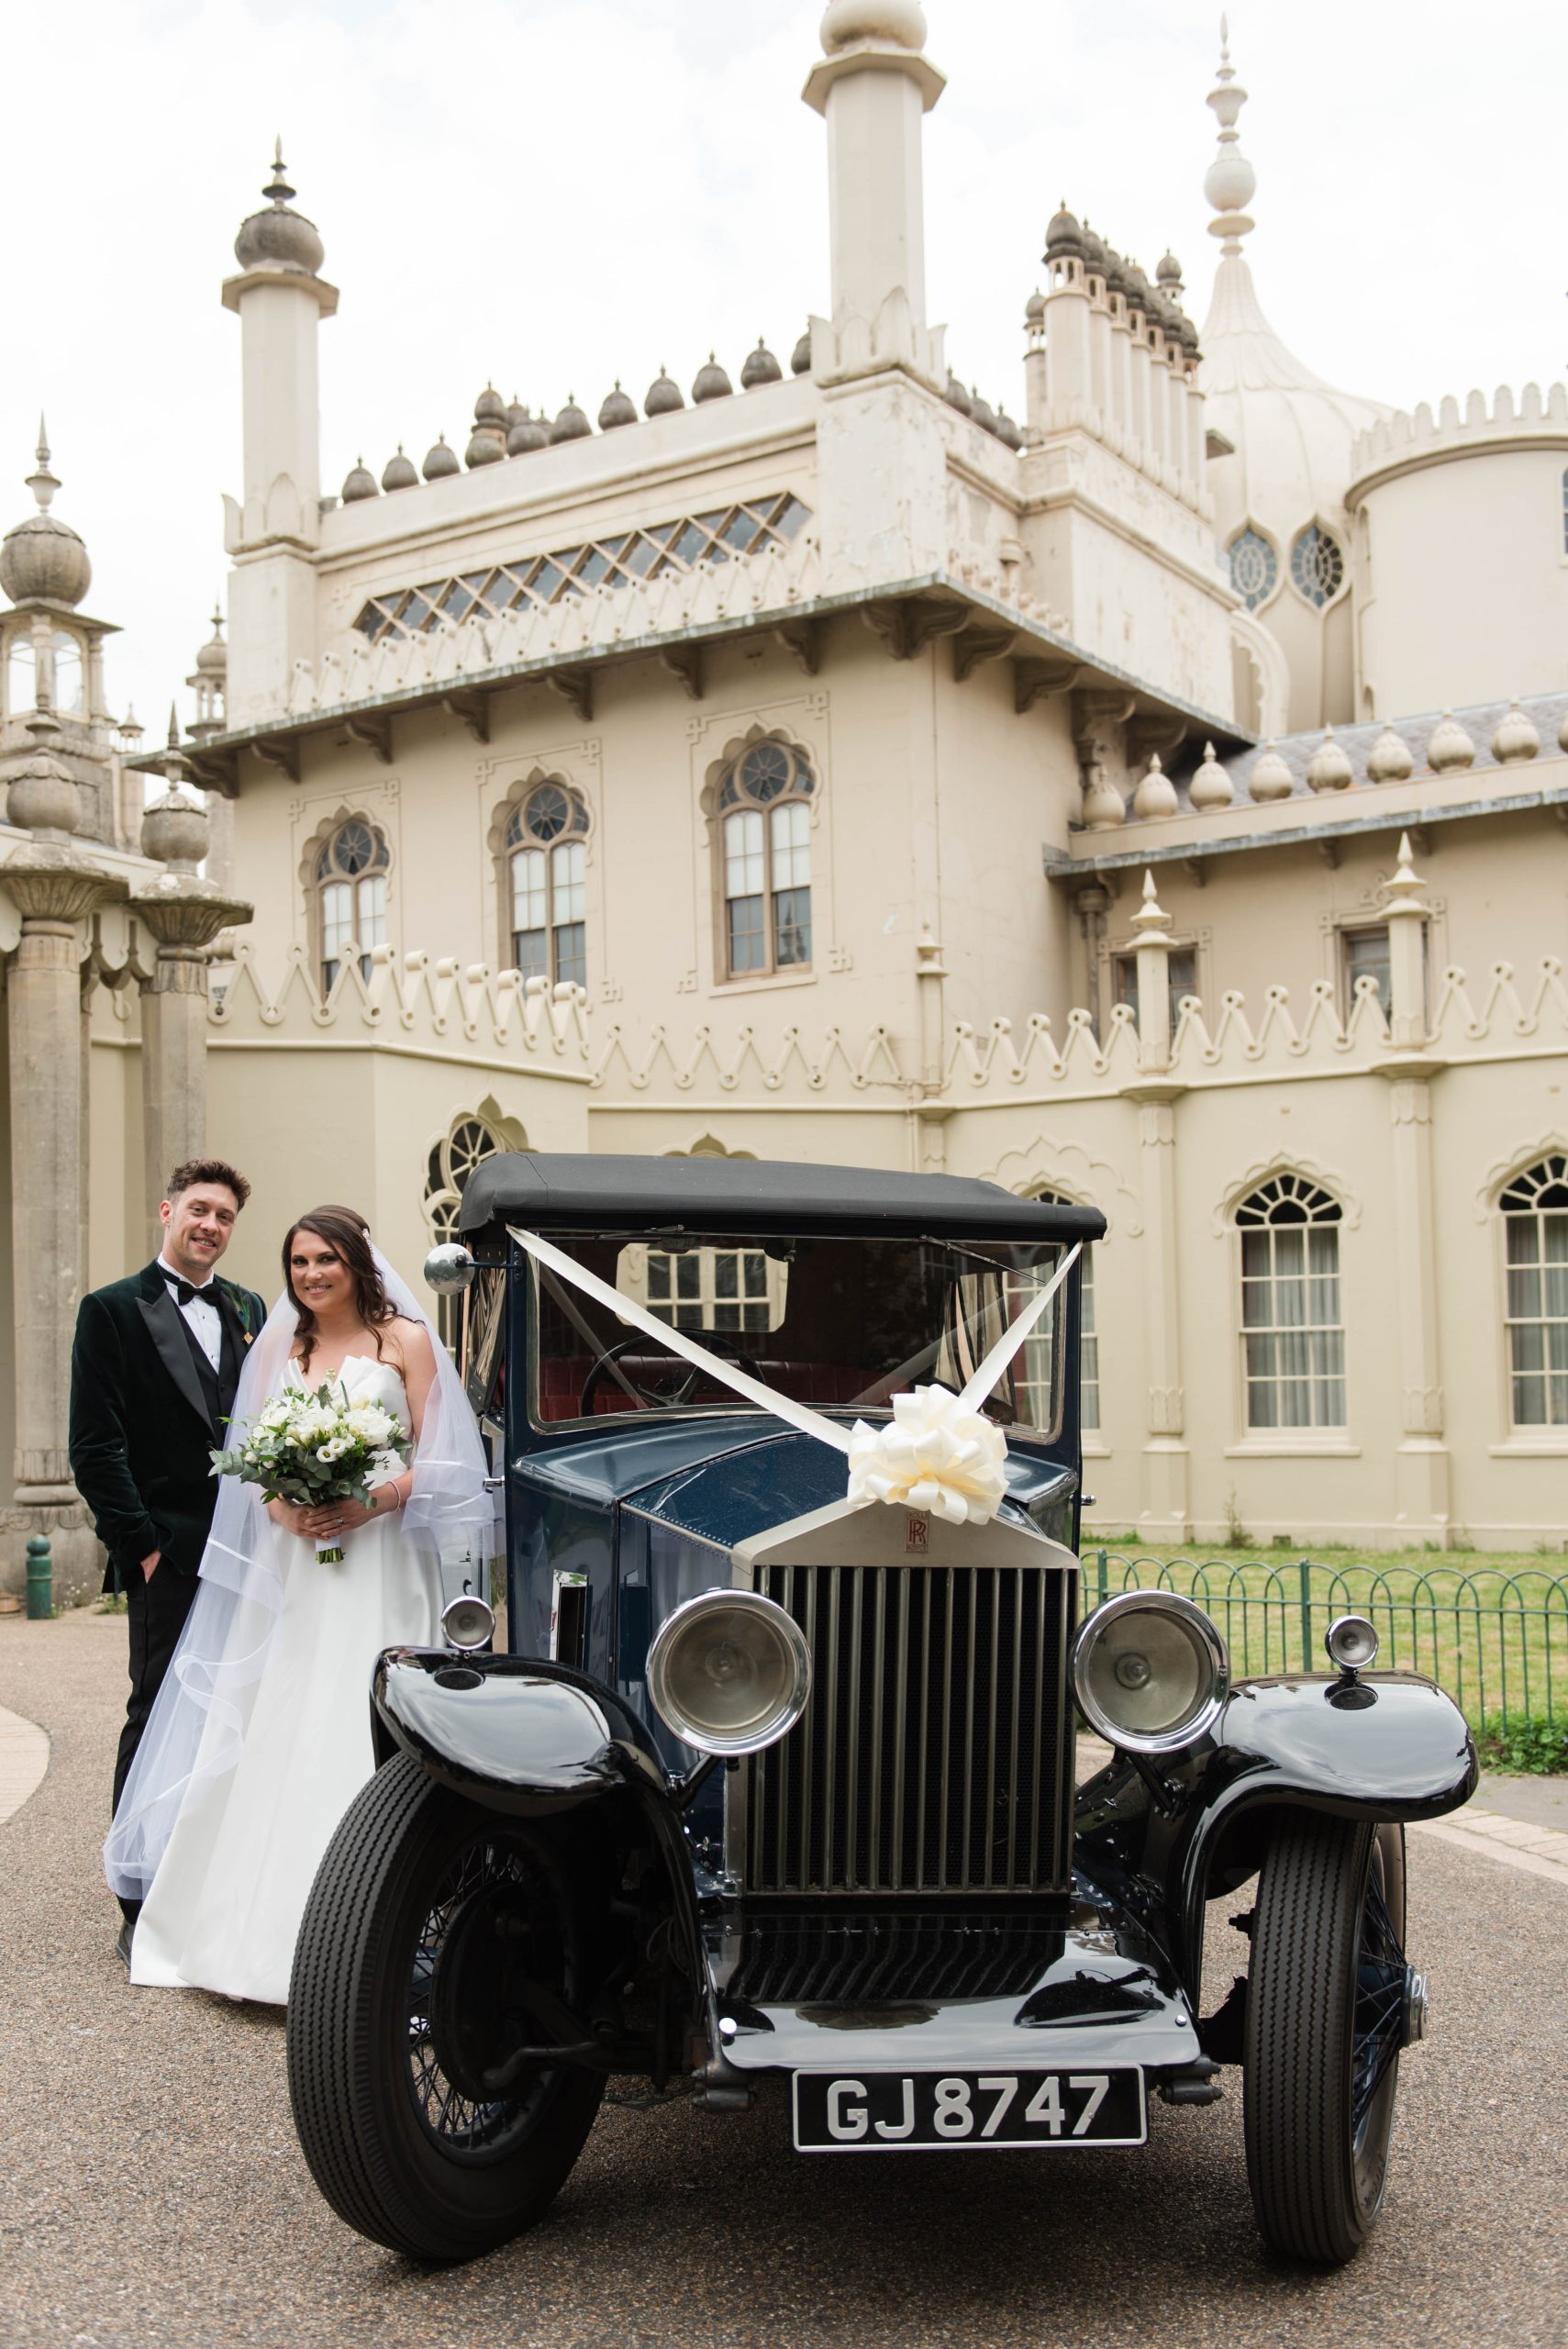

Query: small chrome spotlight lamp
left=424, top=1241, right=476, bottom=1294
left=441, top=1593, right=495, bottom=1653
left=648, top=1588, right=812, bottom=1757
left=1324, top=1613, right=1379, bottom=1680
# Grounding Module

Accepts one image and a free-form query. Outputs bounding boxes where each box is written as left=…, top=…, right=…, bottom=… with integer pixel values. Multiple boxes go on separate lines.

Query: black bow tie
left=170, top=1276, right=212, bottom=1308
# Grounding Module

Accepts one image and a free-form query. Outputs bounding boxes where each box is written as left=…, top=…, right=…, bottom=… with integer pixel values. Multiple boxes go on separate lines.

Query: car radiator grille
left=739, top=1561, right=1074, bottom=1897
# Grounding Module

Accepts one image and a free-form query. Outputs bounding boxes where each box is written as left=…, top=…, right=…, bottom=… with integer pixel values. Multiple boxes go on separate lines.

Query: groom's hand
left=139, top=1549, right=161, bottom=1583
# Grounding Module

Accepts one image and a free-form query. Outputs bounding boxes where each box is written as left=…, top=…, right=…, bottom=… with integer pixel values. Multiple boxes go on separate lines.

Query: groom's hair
left=167, top=1157, right=251, bottom=1210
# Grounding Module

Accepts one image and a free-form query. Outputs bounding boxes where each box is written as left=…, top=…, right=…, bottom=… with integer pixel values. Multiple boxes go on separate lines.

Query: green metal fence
left=1084, top=1552, right=1568, bottom=1731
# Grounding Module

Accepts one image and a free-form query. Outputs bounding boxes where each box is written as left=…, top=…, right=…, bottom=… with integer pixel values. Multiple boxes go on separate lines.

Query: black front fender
left=372, top=1648, right=673, bottom=1818
left=1174, top=1672, right=1477, bottom=1995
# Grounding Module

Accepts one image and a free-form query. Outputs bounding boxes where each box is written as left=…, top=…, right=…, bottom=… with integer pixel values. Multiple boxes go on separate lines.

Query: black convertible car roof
left=460, top=1152, right=1106, bottom=1243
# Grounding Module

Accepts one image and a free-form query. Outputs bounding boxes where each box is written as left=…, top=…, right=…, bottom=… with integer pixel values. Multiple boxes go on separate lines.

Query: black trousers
left=113, top=1563, right=199, bottom=1917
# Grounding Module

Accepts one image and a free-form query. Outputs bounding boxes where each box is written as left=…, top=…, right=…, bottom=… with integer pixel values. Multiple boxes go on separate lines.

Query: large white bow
left=507, top=1225, right=1080, bottom=1530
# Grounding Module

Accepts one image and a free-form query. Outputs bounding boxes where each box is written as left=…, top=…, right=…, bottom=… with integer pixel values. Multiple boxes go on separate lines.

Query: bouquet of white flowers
left=211, top=1375, right=412, bottom=1564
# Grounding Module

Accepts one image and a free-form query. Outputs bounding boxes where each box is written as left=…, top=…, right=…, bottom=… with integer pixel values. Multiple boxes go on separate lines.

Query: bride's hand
left=295, top=1497, right=379, bottom=1539
left=266, top=1497, right=312, bottom=1535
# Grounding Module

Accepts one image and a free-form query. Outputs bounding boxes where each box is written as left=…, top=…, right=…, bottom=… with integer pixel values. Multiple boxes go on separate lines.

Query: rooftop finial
left=1204, top=16, right=1255, bottom=253
left=266, top=138, right=295, bottom=206
left=167, top=701, right=182, bottom=751
left=26, top=418, right=60, bottom=514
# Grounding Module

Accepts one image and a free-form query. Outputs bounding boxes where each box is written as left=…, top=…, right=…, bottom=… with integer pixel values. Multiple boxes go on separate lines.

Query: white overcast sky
left=5, top=0, right=1564, bottom=738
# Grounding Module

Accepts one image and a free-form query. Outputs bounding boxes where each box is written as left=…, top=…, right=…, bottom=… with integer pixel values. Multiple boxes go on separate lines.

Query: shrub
left=1475, top=1711, right=1568, bottom=1775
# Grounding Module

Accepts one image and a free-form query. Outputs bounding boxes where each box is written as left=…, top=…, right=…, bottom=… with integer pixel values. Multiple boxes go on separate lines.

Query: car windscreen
left=529, top=1230, right=1069, bottom=1437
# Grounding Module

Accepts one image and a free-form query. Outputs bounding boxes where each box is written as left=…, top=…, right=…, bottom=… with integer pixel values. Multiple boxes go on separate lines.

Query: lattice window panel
left=353, top=494, right=811, bottom=645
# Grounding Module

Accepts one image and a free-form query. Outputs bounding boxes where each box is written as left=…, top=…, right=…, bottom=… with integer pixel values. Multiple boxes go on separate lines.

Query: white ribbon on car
left=508, top=1225, right=1080, bottom=1529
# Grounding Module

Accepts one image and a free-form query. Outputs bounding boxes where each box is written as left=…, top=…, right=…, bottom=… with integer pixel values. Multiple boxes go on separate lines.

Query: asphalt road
left=3, top=1607, right=1565, bottom=2349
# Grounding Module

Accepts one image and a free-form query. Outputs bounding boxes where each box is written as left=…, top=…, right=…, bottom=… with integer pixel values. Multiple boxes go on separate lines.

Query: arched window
left=718, top=737, right=815, bottom=978
left=1501, top=1154, right=1568, bottom=1428
left=423, top=1113, right=508, bottom=1347
left=1020, top=1189, right=1099, bottom=1432
left=316, top=818, right=390, bottom=991
left=50, top=629, right=83, bottom=715
left=506, top=781, right=588, bottom=989
left=1289, top=524, right=1344, bottom=609
left=1236, top=1174, right=1345, bottom=1429
left=1227, top=527, right=1278, bottom=613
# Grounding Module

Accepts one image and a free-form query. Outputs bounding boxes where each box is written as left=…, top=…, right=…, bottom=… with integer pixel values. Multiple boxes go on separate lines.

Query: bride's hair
left=284, top=1205, right=397, bottom=1373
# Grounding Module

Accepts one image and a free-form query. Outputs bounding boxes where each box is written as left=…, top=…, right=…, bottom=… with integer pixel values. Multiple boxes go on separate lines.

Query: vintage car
left=284, top=1152, right=1476, bottom=2268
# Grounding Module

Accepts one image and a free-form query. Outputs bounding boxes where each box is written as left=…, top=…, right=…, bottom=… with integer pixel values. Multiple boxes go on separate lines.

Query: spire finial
left=167, top=702, right=182, bottom=751
left=1131, top=865, right=1173, bottom=937
left=1205, top=17, right=1255, bottom=253
left=265, top=138, right=295, bottom=206
left=25, top=420, right=60, bottom=514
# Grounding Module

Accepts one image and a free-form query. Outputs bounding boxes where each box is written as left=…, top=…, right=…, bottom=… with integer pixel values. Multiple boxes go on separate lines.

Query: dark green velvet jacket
left=69, top=1263, right=269, bottom=1594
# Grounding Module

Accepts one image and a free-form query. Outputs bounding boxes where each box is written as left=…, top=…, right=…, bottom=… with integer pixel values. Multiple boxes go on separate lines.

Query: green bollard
left=25, top=1535, right=52, bottom=1620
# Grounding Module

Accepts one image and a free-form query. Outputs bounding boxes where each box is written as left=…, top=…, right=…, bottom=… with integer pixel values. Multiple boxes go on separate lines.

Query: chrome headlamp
left=1072, top=1589, right=1229, bottom=1754
left=647, top=1588, right=812, bottom=1757
left=1325, top=1614, right=1379, bottom=1675
left=441, top=1594, right=495, bottom=1653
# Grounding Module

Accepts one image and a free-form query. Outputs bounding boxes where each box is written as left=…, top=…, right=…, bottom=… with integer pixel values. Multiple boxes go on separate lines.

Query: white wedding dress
left=130, top=1353, right=440, bottom=2005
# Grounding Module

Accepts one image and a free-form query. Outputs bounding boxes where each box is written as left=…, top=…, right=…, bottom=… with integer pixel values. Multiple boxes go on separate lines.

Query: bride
left=105, top=1205, right=496, bottom=2006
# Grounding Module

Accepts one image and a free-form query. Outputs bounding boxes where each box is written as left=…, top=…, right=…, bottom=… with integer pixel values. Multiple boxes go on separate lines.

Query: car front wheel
left=1243, top=1815, right=1411, bottom=2266
left=286, top=1753, right=605, bottom=2262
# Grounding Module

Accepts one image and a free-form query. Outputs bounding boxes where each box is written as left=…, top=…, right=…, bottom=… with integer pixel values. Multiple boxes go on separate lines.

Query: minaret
left=220, top=144, right=337, bottom=724
left=802, top=2, right=947, bottom=388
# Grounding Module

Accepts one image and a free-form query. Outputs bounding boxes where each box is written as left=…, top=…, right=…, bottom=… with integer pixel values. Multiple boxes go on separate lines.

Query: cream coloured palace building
left=2, top=2, right=1566, bottom=1594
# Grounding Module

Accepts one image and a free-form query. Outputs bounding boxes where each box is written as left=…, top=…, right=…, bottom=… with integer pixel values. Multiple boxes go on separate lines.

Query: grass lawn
left=1076, top=1538, right=1568, bottom=1751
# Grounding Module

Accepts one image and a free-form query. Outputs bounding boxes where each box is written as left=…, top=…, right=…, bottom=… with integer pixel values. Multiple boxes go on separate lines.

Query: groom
left=69, top=1159, right=267, bottom=1959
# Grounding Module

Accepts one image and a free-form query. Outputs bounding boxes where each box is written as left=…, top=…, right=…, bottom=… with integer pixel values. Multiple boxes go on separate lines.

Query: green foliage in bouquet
left=211, top=1375, right=413, bottom=1510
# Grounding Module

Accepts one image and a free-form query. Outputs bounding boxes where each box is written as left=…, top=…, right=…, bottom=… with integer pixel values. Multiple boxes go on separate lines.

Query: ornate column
left=912, top=921, right=949, bottom=1173
left=2, top=710, right=126, bottom=1589
left=1126, top=869, right=1190, bottom=1536
left=130, top=753, right=251, bottom=1250
left=1376, top=836, right=1451, bottom=1536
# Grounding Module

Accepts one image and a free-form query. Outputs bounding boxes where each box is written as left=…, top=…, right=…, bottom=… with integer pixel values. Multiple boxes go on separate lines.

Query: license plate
left=792, top=2067, right=1146, bottom=2153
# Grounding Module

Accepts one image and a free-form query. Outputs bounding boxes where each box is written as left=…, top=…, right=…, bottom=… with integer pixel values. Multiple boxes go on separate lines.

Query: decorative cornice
left=2, top=850, right=128, bottom=926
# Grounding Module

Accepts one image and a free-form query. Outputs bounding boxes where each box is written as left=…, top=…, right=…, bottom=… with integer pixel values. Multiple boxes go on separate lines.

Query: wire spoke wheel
left=287, top=1755, right=604, bottom=2261
left=1244, top=1816, right=1411, bottom=2265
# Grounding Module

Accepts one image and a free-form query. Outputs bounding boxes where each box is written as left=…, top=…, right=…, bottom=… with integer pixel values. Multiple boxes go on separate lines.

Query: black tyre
left=286, top=1753, right=605, bottom=2262
left=1244, top=1815, right=1409, bottom=2265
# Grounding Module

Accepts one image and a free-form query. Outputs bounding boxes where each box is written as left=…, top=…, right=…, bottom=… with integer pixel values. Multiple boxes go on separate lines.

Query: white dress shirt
left=157, top=1254, right=223, bottom=1373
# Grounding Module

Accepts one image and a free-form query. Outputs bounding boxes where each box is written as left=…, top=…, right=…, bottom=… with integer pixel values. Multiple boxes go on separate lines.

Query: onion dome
left=381, top=444, right=418, bottom=491
left=1080, top=220, right=1108, bottom=279
left=969, top=390, right=997, bottom=434
left=645, top=367, right=684, bottom=417
left=820, top=0, right=928, bottom=51
left=1188, top=740, right=1234, bottom=810
left=233, top=141, right=326, bottom=277
left=1365, top=725, right=1414, bottom=785
left=0, top=425, right=91, bottom=607
left=994, top=406, right=1023, bottom=451
left=506, top=396, right=528, bottom=432
left=1102, top=247, right=1129, bottom=299
left=1024, top=286, right=1046, bottom=332
left=740, top=338, right=783, bottom=389
left=1247, top=740, right=1295, bottom=802
left=598, top=382, right=638, bottom=429
left=1306, top=724, right=1353, bottom=793
left=1124, top=262, right=1152, bottom=316
left=1156, top=250, right=1184, bottom=295
left=791, top=329, right=813, bottom=376
left=1175, top=309, right=1201, bottom=356
left=340, top=456, right=378, bottom=502
left=1492, top=701, right=1540, bottom=764
left=422, top=434, right=460, bottom=481
left=466, top=385, right=507, bottom=466
left=195, top=608, right=227, bottom=677
left=942, top=374, right=973, bottom=417
left=550, top=395, right=592, bottom=442
left=1132, top=753, right=1178, bottom=820
left=692, top=353, right=733, bottom=403
left=1426, top=710, right=1474, bottom=774
left=1044, top=200, right=1084, bottom=262
left=506, top=407, right=549, bottom=453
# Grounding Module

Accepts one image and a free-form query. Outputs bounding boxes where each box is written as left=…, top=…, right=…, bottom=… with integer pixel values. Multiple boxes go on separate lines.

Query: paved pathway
left=2, top=1607, right=1564, bottom=2349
